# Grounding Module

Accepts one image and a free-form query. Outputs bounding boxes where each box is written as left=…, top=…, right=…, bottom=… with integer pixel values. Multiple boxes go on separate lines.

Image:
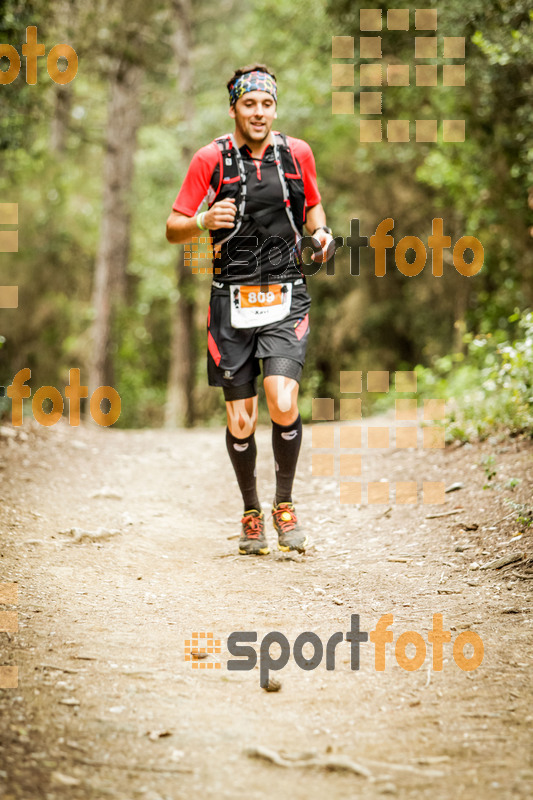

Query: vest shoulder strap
left=210, top=135, right=240, bottom=194
left=214, top=134, right=233, bottom=156
left=274, top=133, right=300, bottom=178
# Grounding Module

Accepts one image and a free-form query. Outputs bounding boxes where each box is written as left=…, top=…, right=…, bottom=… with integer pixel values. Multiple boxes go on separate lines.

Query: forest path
left=0, top=418, right=531, bottom=800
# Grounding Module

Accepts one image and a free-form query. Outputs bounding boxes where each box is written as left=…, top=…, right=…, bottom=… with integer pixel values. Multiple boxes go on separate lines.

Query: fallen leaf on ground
left=51, top=772, right=81, bottom=786
left=147, top=729, right=173, bottom=741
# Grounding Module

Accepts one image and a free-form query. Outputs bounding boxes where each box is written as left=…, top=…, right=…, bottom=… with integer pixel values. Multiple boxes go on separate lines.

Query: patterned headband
left=228, top=71, right=277, bottom=105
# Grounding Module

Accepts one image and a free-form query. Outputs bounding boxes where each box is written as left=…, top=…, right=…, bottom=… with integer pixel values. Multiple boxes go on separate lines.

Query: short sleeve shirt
left=172, top=133, right=321, bottom=284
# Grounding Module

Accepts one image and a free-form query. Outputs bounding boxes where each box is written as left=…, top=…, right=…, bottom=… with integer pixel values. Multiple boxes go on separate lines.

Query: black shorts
left=207, top=281, right=311, bottom=391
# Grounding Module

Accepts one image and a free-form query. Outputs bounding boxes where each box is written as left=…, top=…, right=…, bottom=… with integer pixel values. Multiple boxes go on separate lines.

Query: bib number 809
left=247, top=291, right=275, bottom=305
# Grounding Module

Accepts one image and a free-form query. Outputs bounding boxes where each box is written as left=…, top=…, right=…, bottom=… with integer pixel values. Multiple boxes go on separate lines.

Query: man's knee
left=226, top=396, right=258, bottom=437
left=264, top=376, right=299, bottom=425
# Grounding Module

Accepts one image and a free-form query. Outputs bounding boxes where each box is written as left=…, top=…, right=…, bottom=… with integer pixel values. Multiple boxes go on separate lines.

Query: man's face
left=229, top=90, right=277, bottom=146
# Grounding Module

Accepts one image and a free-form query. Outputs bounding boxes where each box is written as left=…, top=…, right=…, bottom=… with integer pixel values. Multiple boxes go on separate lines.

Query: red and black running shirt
left=172, top=133, right=321, bottom=285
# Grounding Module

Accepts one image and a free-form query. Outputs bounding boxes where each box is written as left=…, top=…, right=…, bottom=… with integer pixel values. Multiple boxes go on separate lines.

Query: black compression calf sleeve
left=225, top=428, right=260, bottom=512
left=271, top=414, right=302, bottom=505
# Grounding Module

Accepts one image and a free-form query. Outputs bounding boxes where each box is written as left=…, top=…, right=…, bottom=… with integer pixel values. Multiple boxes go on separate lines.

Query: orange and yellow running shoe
left=239, top=509, right=269, bottom=555
left=271, top=502, right=308, bottom=553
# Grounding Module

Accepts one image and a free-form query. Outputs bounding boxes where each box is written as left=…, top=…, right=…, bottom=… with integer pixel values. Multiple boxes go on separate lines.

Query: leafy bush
left=415, top=309, right=533, bottom=441
left=0, top=335, right=9, bottom=421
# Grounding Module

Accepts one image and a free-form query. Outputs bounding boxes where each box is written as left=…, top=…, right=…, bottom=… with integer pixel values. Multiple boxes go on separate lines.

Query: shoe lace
left=242, top=512, right=262, bottom=539
left=272, top=504, right=297, bottom=533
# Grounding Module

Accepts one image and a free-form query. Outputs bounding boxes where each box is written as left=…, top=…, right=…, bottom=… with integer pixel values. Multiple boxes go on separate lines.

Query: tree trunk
left=165, top=0, right=197, bottom=428
left=49, top=0, right=73, bottom=155
left=50, top=84, right=72, bottom=154
left=166, top=249, right=196, bottom=427
left=453, top=277, right=470, bottom=354
left=89, top=59, right=142, bottom=394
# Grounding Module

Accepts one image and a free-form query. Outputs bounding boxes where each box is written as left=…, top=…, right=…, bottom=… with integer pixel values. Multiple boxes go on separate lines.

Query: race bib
left=230, top=283, right=292, bottom=329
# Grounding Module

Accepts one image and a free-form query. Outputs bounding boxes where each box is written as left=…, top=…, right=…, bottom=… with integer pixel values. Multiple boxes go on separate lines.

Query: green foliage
left=112, top=301, right=171, bottom=428
left=415, top=309, right=533, bottom=440
left=1, top=0, right=531, bottom=430
left=504, top=498, right=533, bottom=530
left=0, top=336, right=8, bottom=419
left=481, top=454, right=497, bottom=482
left=505, top=477, right=521, bottom=490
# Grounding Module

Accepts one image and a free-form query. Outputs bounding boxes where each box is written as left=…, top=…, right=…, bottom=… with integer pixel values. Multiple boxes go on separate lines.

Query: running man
left=166, top=64, right=333, bottom=555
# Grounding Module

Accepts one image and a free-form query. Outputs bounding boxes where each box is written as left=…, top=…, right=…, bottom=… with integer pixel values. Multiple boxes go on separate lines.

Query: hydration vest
left=207, top=132, right=307, bottom=248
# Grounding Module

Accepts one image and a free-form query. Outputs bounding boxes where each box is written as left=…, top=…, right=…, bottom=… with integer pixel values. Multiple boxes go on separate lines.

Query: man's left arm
left=291, top=138, right=334, bottom=263
left=305, top=203, right=334, bottom=263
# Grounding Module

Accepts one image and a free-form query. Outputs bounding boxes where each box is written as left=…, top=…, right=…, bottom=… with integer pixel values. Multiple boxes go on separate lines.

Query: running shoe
left=271, top=502, right=308, bottom=553
left=239, top=509, right=269, bottom=555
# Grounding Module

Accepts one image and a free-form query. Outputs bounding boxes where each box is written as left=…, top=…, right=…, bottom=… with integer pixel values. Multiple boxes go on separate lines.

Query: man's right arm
left=166, top=210, right=204, bottom=244
left=166, top=141, right=238, bottom=244
left=166, top=200, right=237, bottom=244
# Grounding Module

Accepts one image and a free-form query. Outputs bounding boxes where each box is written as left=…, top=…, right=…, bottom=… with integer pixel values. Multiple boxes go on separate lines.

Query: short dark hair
left=227, top=63, right=277, bottom=96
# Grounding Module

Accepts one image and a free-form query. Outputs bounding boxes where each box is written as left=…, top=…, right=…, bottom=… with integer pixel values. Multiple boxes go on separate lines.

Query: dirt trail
left=0, top=417, right=531, bottom=800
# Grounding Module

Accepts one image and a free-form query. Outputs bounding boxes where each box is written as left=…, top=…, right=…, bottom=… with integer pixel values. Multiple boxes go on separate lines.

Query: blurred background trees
left=1, top=0, right=531, bottom=431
